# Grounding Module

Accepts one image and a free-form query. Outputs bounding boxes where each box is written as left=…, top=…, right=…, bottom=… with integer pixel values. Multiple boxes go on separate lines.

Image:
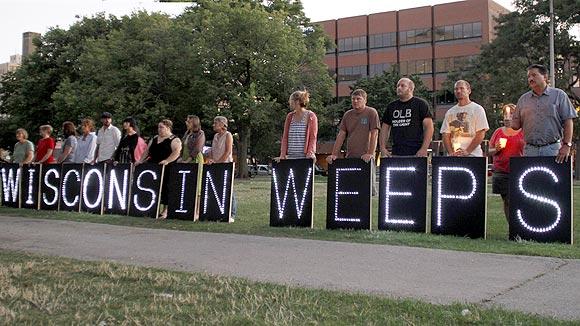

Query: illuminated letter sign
left=431, top=157, right=487, bottom=239
left=199, top=162, right=234, bottom=223
left=40, top=165, right=61, bottom=210
left=270, top=158, right=314, bottom=228
left=129, top=163, right=163, bottom=218
left=0, top=163, right=21, bottom=208
left=104, top=163, right=131, bottom=215
left=326, top=158, right=372, bottom=230
left=20, top=165, right=41, bottom=209
left=166, top=163, right=200, bottom=220
left=509, top=157, right=573, bottom=244
left=378, top=157, right=427, bottom=232
left=59, top=164, right=83, bottom=212
left=81, top=163, right=105, bottom=214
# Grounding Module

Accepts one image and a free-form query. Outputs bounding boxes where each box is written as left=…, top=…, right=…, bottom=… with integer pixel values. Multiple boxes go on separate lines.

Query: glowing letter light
left=516, top=167, right=561, bottom=233
left=108, top=169, right=129, bottom=210
left=133, top=170, right=158, bottom=212
left=1, top=167, right=21, bottom=204
left=42, top=169, right=60, bottom=206
left=436, top=166, right=477, bottom=227
left=334, top=167, right=362, bottom=223
left=272, top=167, right=312, bottom=220
left=82, top=168, right=104, bottom=209
left=203, top=171, right=228, bottom=215
left=384, top=167, right=416, bottom=225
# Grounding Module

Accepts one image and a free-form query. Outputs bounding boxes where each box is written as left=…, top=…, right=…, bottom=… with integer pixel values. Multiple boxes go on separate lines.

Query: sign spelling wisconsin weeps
left=59, top=164, right=83, bottom=212
left=81, top=163, right=106, bottom=214
left=378, top=157, right=427, bottom=232
left=326, top=158, right=372, bottom=230
left=166, top=163, right=200, bottom=220
left=509, top=157, right=573, bottom=244
left=270, top=158, right=314, bottom=228
left=199, top=162, right=234, bottom=223
left=0, top=163, right=21, bottom=208
left=20, top=164, right=41, bottom=209
left=431, top=157, right=487, bottom=239
left=129, top=163, right=163, bottom=218
left=40, top=164, right=61, bottom=210
left=104, top=163, right=132, bottom=215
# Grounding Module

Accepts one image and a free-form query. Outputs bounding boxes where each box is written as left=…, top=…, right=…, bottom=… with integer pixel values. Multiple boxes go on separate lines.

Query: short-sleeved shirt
left=440, top=102, right=489, bottom=157
left=489, top=127, right=524, bottom=173
left=12, top=140, right=34, bottom=163
left=339, top=106, right=380, bottom=158
left=36, top=137, right=55, bottom=164
left=96, top=125, right=121, bottom=162
left=382, top=97, right=432, bottom=156
left=513, top=87, right=577, bottom=146
left=62, top=135, right=78, bottom=163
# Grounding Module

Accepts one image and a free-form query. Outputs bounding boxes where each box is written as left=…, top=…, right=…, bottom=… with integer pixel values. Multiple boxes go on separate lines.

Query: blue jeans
left=524, top=143, right=560, bottom=156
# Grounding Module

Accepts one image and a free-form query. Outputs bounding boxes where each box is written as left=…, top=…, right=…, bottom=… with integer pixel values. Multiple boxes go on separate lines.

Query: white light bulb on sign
left=436, top=166, right=477, bottom=227
left=203, top=170, right=228, bottom=215
left=1, top=167, right=21, bottom=203
left=82, top=168, right=104, bottom=209
left=334, top=167, right=362, bottom=223
left=43, top=169, right=59, bottom=206
left=516, top=166, right=561, bottom=233
left=272, top=167, right=312, bottom=220
left=108, top=169, right=129, bottom=210
left=175, top=170, right=191, bottom=213
left=61, top=169, right=81, bottom=207
left=384, top=166, right=415, bottom=225
left=133, top=169, right=158, bottom=212
left=25, top=168, right=36, bottom=205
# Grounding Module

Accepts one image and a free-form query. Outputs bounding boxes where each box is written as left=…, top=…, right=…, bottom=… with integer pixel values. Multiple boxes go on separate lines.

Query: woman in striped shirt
left=279, top=90, right=318, bottom=160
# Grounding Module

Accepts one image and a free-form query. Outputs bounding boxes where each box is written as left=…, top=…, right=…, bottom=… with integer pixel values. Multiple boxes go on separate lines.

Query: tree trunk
left=237, top=125, right=250, bottom=179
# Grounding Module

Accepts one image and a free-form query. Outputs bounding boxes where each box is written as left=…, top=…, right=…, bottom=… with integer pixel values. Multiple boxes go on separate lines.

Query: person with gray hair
left=511, top=64, right=577, bottom=163
left=380, top=77, right=434, bottom=157
left=440, top=80, right=489, bottom=156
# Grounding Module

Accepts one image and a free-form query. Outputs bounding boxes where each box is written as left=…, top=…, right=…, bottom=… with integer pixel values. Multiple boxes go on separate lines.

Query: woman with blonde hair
left=279, top=90, right=318, bottom=160
left=35, top=125, right=55, bottom=164
left=207, top=116, right=236, bottom=219
left=12, top=128, right=34, bottom=164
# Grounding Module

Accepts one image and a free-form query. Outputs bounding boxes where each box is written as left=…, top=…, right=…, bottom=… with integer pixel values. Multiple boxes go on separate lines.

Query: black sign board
left=431, top=157, right=487, bottom=239
left=326, top=158, right=372, bottom=230
left=0, top=163, right=21, bottom=208
left=509, top=157, right=573, bottom=244
left=80, top=163, right=106, bottom=214
left=104, top=163, right=132, bottom=215
left=59, top=164, right=83, bottom=212
left=199, top=162, right=234, bottom=223
left=20, top=164, right=41, bottom=209
left=378, top=157, right=427, bottom=232
left=40, top=164, right=61, bottom=210
left=270, top=159, right=314, bottom=228
left=166, top=163, right=200, bottom=220
left=129, top=163, right=163, bottom=218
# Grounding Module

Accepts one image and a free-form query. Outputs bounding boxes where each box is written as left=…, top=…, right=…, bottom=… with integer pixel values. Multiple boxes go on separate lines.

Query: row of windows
left=330, top=21, right=482, bottom=54
left=400, top=59, right=433, bottom=75
left=337, top=65, right=367, bottom=81
left=434, top=22, right=482, bottom=41
left=435, top=55, right=477, bottom=73
left=369, top=63, right=391, bottom=77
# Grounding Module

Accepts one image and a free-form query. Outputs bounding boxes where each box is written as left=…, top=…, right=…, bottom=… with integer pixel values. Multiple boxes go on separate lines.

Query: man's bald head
left=396, top=78, right=415, bottom=100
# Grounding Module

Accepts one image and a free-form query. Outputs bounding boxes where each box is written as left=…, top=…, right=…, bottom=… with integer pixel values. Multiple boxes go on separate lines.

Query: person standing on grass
left=57, top=122, right=77, bottom=163
left=35, top=125, right=55, bottom=165
left=94, top=112, right=121, bottom=163
left=510, top=64, right=577, bottom=163
left=488, top=104, right=524, bottom=222
left=12, top=128, right=34, bottom=165
left=74, top=118, right=97, bottom=164
left=114, top=117, right=141, bottom=164
left=440, top=80, right=489, bottom=156
left=179, top=115, right=206, bottom=164
left=380, top=78, right=433, bottom=157
left=279, top=90, right=318, bottom=160
left=207, top=116, right=237, bottom=219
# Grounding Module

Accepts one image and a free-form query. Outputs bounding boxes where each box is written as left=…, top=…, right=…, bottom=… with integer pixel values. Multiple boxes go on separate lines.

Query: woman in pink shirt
left=488, top=103, right=524, bottom=222
left=279, top=90, right=318, bottom=160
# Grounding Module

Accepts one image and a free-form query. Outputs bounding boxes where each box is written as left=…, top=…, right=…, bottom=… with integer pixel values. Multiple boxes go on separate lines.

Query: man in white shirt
left=94, top=112, right=121, bottom=163
left=440, top=80, right=489, bottom=156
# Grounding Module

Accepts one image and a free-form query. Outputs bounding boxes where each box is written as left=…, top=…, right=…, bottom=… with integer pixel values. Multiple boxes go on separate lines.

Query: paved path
left=0, top=215, right=578, bottom=320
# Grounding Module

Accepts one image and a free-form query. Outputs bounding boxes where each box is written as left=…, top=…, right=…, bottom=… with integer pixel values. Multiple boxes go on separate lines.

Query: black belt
left=527, top=140, right=560, bottom=147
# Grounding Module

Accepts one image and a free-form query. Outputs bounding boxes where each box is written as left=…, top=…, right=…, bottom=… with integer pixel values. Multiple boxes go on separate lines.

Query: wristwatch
left=563, top=141, right=573, bottom=147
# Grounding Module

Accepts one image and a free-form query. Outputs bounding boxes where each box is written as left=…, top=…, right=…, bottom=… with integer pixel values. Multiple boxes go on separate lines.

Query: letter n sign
left=378, top=157, right=427, bottom=232
left=431, top=157, right=487, bottom=239
left=199, top=162, right=234, bottom=223
left=270, top=158, right=314, bottom=227
left=326, top=158, right=372, bottom=230
left=509, top=157, right=573, bottom=244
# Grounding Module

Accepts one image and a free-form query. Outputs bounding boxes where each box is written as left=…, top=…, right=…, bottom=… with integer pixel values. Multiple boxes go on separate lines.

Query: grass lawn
left=0, top=249, right=575, bottom=325
left=0, top=177, right=578, bottom=259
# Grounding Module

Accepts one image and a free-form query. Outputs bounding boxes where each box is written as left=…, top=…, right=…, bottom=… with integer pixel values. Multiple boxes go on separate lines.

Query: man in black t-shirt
left=380, top=78, right=434, bottom=157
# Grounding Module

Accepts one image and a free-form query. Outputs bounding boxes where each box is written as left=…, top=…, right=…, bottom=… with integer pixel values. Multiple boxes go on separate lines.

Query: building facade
left=317, top=0, right=509, bottom=119
left=22, top=32, right=41, bottom=58
left=0, top=54, right=22, bottom=76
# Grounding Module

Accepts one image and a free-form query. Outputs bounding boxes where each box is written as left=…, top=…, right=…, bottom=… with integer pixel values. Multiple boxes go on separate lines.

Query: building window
left=436, top=90, right=455, bottom=105
left=435, top=22, right=482, bottom=42
left=338, top=65, right=367, bottom=81
left=435, top=55, right=477, bottom=73
left=338, top=36, right=367, bottom=52
left=369, top=32, right=396, bottom=48
left=369, top=63, right=391, bottom=77
left=400, top=28, right=432, bottom=46
left=400, top=59, right=432, bottom=76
